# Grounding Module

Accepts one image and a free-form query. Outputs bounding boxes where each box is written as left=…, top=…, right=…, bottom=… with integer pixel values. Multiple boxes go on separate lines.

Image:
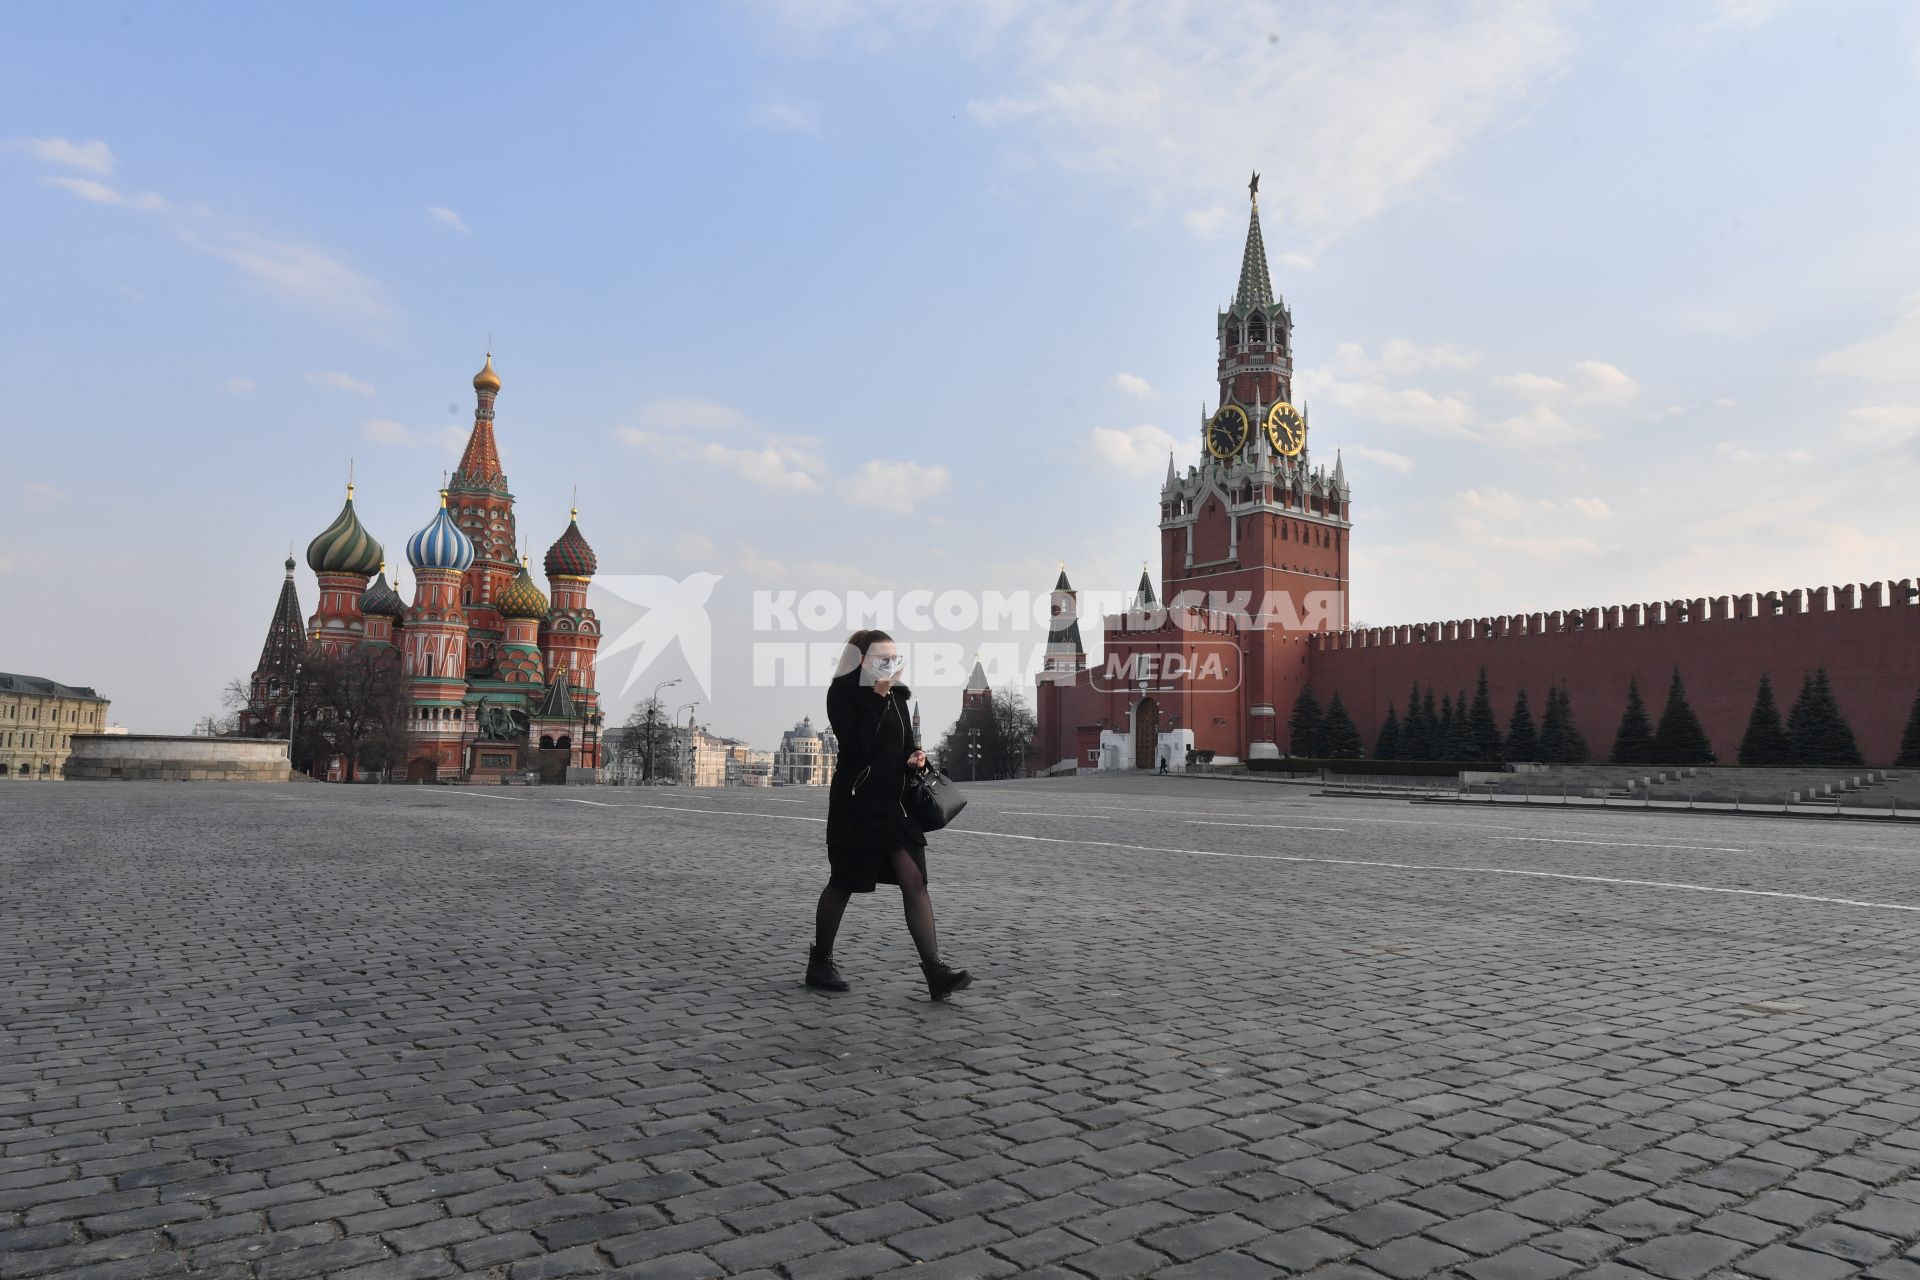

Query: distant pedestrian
left=807, top=629, right=973, bottom=1000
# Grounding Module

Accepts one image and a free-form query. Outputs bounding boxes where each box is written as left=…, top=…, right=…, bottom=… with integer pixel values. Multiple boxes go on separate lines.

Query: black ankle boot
left=920, top=958, right=972, bottom=1001
left=806, top=944, right=849, bottom=992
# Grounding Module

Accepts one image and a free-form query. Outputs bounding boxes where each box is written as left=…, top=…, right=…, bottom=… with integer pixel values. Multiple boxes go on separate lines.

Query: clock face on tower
left=1265, top=402, right=1306, bottom=457
left=1206, top=404, right=1251, bottom=458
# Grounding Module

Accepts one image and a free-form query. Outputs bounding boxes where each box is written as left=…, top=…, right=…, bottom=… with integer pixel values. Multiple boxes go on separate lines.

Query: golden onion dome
left=473, top=353, right=501, bottom=392
left=496, top=558, right=550, bottom=621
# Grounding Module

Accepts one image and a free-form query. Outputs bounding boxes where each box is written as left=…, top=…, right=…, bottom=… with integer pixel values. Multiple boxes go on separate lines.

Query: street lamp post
left=644, top=678, right=680, bottom=784
left=286, top=661, right=303, bottom=777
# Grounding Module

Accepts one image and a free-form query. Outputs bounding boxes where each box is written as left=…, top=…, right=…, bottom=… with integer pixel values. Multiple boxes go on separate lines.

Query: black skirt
left=828, top=815, right=928, bottom=893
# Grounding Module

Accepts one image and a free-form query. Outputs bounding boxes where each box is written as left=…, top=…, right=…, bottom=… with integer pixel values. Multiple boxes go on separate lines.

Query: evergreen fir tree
left=1468, top=668, right=1503, bottom=761
left=1321, top=692, right=1364, bottom=759
left=1450, top=688, right=1477, bottom=760
left=1437, top=693, right=1455, bottom=761
left=1651, top=667, right=1714, bottom=764
left=1896, top=687, right=1920, bottom=768
left=1787, top=667, right=1865, bottom=766
left=1505, top=689, right=1540, bottom=761
left=1287, top=684, right=1324, bottom=758
left=1538, top=684, right=1568, bottom=763
left=1420, top=686, right=1440, bottom=759
left=1374, top=704, right=1402, bottom=761
left=1400, top=683, right=1424, bottom=759
left=1561, top=683, right=1591, bottom=763
left=1737, top=674, right=1790, bottom=767
left=1610, top=678, right=1656, bottom=765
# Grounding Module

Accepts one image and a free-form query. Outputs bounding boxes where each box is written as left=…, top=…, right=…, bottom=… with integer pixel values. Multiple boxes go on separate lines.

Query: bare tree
left=614, top=697, right=680, bottom=783
left=266, top=650, right=412, bottom=780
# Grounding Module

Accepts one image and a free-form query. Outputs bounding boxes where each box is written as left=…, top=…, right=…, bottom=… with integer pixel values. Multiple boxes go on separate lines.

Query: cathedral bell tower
left=448, top=354, right=519, bottom=680
left=1157, top=174, right=1352, bottom=758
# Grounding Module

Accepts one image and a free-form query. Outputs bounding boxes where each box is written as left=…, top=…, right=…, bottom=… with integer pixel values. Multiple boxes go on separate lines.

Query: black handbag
left=904, top=764, right=968, bottom=831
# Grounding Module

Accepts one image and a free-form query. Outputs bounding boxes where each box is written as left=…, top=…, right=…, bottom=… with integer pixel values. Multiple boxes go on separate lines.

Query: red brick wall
left=1309, top=587, right=1920, bottom=765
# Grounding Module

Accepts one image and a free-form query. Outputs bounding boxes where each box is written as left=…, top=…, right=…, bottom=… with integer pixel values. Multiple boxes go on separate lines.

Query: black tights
left=815, top=848, right=939, bottom=966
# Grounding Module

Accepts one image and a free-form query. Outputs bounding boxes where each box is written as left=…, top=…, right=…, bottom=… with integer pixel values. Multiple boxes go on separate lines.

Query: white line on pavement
left=446, top=790, right=1920, bottom=915
left=1487, top=835, right=1748, bottom=853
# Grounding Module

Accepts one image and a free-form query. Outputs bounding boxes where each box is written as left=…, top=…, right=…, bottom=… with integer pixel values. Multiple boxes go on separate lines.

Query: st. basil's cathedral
left=247, top=356, right=604, bottom=781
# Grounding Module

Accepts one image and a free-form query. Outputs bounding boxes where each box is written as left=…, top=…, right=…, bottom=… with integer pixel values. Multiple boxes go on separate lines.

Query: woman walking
left=808, top=629, right=973, bottom=1000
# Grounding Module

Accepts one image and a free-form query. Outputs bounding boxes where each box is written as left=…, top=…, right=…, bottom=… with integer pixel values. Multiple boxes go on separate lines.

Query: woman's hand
left=872, top=678, right=891, bottom=697
left=907, top=749, right=927, bottom=770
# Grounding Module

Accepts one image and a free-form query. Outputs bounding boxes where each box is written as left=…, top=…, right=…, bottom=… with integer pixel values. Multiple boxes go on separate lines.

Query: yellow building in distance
left=0, top=673, right=111, bottom=780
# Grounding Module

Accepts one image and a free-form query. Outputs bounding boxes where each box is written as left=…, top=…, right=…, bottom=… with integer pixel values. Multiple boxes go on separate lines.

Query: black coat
left=825, top=676, right=923, bottom=850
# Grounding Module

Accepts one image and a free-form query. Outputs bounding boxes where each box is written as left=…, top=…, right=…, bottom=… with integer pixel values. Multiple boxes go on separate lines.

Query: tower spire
left=1236, top=172, right=1273, bottom=309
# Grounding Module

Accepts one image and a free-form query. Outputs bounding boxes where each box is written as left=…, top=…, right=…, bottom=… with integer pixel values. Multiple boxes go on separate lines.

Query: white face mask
left=866, top=653, right=905, bottom=677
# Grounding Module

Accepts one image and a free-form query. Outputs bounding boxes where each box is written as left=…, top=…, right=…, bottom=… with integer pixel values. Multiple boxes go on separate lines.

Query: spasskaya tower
left=1157, top=173, right=1351, bottom=757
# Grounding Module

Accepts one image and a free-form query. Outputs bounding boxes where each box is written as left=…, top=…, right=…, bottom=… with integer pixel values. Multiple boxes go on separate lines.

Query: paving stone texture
left=4, top=777, right=1920, bottom=1279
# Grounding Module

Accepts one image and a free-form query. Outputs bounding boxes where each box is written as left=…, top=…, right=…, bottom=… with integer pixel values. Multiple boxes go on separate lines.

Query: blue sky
left=5, top=1, right=1919, bottom=750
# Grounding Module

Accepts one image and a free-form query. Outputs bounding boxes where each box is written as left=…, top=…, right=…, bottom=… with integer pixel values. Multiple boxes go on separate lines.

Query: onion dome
left=406, top=490, right=476, bottom=572
left=306, top=484, right=384, bottom=576
left=544, top=506, right=597, bottom=579
left=473, top=353, right=501, bottom=393
left=359, top=565, right=406, bottom=619
left=496, top=558, right=550, bottom=620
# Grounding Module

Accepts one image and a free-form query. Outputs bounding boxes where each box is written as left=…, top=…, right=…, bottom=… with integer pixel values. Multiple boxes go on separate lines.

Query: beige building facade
left=1, top=673, right=111, bottom=780
left=773, top=716, right=837, bottom=786
left=728, top=749, right=774, bottom=787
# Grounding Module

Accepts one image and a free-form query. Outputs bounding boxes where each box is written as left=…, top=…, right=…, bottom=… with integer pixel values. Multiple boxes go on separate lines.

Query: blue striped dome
left=406, top=496, right=475, bottom=572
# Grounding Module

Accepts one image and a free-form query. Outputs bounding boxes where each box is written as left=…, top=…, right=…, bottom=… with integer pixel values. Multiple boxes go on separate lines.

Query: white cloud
left=1570, top=360, right=1639, bottom=405
left=751, top=99, right=824, bottom=136
left=674, top=532, right=719, bottom=562
left=1481, top=405, right=1594, bottom=447
left=1713, top=439, right=1814, bottom=466
left=1276, top=252, right=1316, bottom=273
left=618, top=397, right=827, bottom=493
left=947, top=2, right=1570, bottom=244
left=1699, top=0, right=1794, bottom=34
left=30, top=144, right=391, bottom=323
left=307, top=370, right=375, bottom=397
left=1294, top=368, right=1476, bottom=435
left=223, top=377, right=257, bottom=394
left=1333, top=339, right=1476, bottom=379
left=1715, top=397, right=1738, bottom=409
left=692, top=441, right=824, bottom=492
left=1492, top=360, right=1638, bottom=407
left=1181, top=206, right=1230, bottom=236
left=21, top=482, right=64, bottom=502
left=1345, top=443, right=1414, bottom=474
left=1812, top=294, right=1920, bottom=384
left=42, top=176, right=124, bottom=204
left=427, top=206, right=469, bottom=233
left=13, top=136, right=114, bottom=174
left=1088, top=423, right=1176, bottom=475
left=1842, top=405, right=1920, bottom=448
left=207, top=233, right=387, bottom=322
left=1114, top=372, right=1153, bottom=398
left=364, top=418, right=466, bottom=454
left=1489, top=371, right=1565, bottom=399
left=1569, top=497, right=1612, bottom=519
left=845, top=459, right=952, bottom=513
left=1452, top=488, right=1608, bottom=559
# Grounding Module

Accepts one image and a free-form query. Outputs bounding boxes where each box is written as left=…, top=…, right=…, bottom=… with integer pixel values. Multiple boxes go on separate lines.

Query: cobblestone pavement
left=6, top=778, right=1920, bottom=1280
